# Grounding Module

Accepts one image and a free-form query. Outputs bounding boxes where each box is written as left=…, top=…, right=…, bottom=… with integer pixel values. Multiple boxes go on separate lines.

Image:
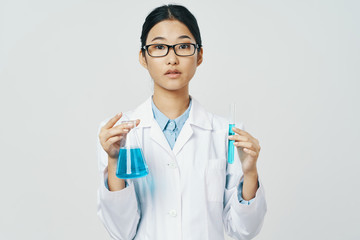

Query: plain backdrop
left=1, top=0, right=359, bottom=239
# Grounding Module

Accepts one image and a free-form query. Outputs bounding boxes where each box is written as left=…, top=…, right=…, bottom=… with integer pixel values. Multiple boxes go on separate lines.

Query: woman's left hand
left=228, top=127, right=261, bottom=175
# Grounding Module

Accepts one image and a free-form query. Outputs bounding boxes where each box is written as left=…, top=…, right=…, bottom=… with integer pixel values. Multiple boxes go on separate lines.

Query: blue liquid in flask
left=228, top=124, right=235, bottom=164
left=116, top=148, right=149, bottom=179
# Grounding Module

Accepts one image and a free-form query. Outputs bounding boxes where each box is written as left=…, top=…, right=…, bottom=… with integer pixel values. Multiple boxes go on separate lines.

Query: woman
left=97, top=4, right=266, bottom=240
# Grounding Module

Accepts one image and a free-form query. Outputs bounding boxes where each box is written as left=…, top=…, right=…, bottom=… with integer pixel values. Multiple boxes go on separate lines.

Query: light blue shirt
left=151, top=96, right=192, bottom=149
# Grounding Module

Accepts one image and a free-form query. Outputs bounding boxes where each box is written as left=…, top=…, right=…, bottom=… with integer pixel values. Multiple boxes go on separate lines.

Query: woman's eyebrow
left=178, top=35, right=192, bottom=40
left=150, top=35, right=192, bottom=42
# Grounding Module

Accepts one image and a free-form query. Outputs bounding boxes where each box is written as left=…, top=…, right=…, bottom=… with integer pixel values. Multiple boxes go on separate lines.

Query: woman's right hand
left=99, top=112, right=140, bottom=159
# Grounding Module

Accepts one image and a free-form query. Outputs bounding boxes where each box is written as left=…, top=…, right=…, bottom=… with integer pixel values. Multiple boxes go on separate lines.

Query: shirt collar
left=151, top=96, right=192, bottom=131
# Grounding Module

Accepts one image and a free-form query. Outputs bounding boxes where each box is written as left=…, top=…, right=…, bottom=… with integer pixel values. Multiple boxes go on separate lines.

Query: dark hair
left=140, top=4, right=202, bottom=55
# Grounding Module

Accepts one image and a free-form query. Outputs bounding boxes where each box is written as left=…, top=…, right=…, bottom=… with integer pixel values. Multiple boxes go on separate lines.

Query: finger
left=136, top=119, right=141, bottom=127
left=101, top=119, right=140, bottom=143
left=103, top=112, right=122, bottom=129
left=231, top=136, right=260, bottom=151
left=113, top=119, right=141, bottom=132
left=231, top=128, right=259, bottom=146
left=105, top=127, right=129, bottom=141
left=228, top=135, right=249, bottom=142
left=243, top=147, right=258, bottom=157
left=234, top=141, right=258, bottom=152
left=106, top=135, right=123, bottom=146
left=232, top=127, right=254, bottom=138
left=127, top=119, right=141, bottom=129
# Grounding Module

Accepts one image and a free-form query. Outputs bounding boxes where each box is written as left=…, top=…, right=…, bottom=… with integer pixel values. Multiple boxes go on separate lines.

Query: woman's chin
left=155, top=81, right=189, bottom=92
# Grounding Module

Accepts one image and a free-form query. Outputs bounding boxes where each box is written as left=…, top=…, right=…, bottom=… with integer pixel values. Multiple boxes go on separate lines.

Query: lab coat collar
left=133, top=95, right=213, bottom=131
left=188, top=96, right=212, bottom=130
left=131, top=95, right=213, bottom=156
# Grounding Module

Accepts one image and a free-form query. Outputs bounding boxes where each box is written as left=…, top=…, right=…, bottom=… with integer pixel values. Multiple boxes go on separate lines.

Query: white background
left=1, top=0, right=359, bottom=239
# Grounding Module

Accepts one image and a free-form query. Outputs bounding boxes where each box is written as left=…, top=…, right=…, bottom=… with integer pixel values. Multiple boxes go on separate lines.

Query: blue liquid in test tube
left=228, top=103, right=236, bottom=164
left=228, top=124, right=235, bottom=164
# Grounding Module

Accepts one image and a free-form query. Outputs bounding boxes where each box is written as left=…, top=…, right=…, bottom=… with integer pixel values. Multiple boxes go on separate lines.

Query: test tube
left=228, top=103, right=236, bottom=164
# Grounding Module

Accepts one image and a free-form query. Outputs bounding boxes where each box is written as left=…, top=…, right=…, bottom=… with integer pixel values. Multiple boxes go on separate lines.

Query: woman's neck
left=152, top=88, right=190, bottom=120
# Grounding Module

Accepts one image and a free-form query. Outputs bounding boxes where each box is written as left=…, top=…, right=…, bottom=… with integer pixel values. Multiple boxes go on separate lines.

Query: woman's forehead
left=146, top=20, right=195, bottom=44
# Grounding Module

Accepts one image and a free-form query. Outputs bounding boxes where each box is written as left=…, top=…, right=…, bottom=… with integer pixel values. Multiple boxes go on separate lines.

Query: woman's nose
left=166, top=47, right=179, bottom=65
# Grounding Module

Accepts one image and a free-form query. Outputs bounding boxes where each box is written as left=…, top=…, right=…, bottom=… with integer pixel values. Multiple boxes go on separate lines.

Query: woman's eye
left=155, top=45, right=166, bottom=50
left=179, top=44, right=190, bottom=49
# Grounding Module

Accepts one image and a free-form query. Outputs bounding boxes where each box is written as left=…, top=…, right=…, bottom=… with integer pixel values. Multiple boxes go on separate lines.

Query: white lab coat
left=97, top=96, right=267, bottom=240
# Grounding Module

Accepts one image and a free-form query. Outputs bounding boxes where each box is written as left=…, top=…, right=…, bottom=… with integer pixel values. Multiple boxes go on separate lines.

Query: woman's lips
left=165, top=72, right=181, bottom=79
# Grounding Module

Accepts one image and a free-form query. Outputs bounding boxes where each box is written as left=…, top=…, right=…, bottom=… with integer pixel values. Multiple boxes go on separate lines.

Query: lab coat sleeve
left=222, top=123, right=267, bottom=240
left=96, top=120, right=141, bottom=240
left=237, top=179, right=256, bottom=205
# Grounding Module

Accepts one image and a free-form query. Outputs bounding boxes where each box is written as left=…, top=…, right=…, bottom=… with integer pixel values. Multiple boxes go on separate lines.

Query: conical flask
left=116, top=120, right=149, bottom=179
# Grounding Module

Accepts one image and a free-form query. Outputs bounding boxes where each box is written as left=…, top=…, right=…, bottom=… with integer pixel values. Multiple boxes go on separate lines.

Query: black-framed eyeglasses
left=142, top=43, right=202, bottom=57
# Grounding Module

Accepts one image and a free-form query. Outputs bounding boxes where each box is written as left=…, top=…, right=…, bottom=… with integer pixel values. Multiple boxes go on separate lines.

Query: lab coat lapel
left=172, top=97, right=212, bottom=156
left=132, top=97, right=173, bottom=156
left=150, top=118, right=173, bottom=154
left=132, top=96, right=212, bottom=157
left=172, top=120, right=193, bottom=156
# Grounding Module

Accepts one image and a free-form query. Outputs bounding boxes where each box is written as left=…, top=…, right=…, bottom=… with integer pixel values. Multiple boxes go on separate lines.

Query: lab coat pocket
left=205, top=158, right=226, bottom=202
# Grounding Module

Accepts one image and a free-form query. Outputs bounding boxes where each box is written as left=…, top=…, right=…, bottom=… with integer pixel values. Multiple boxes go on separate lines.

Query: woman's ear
left=196, top=47, right=203, bottom=66
left=139, top=50, right=148, bottom=69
